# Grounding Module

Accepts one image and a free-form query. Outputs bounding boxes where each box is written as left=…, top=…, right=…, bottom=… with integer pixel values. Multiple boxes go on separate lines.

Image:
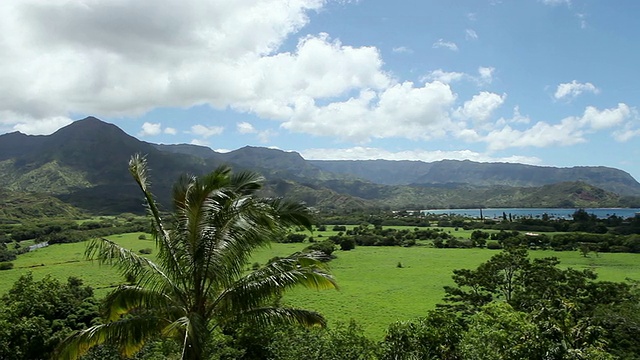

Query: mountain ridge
left=1, top=117, right=639, bottom=214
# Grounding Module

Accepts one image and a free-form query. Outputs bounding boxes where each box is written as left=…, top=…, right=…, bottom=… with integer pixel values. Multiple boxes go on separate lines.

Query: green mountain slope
left=0, top=117, right=639, bottom=214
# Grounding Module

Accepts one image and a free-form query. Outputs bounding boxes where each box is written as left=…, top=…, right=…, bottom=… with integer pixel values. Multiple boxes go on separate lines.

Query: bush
left=139, top=248, right=153, bottom=254
left=304, top=240, right=336, bottom=260
left=282, top=233, right=307, bottom=243
left=487, top=241, right=502, bottom=250
left=0, top=262, right=14, bottom=270
left=138, top=234, right=147, bottom=240
left=339, top=237, right=356, bottom=251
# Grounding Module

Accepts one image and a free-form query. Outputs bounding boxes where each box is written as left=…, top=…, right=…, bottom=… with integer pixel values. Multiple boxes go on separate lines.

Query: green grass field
left=2, top=231, right=640, bottom=339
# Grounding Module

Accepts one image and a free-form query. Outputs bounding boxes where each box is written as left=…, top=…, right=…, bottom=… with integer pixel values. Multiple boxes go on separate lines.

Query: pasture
left=2, top=231, right=640, bottom=339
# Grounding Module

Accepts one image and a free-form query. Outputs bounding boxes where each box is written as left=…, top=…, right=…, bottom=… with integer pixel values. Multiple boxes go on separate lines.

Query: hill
left=309, top=159, right=640, bottom=197
left=0, top=117, right=639, bottom=215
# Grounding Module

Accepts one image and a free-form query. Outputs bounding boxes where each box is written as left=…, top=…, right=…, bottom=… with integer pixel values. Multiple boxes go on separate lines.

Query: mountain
left=0, top=117, right=639, bottom=215
left=0, top=117, right=215, bottom=213
left=309, top=159, right=640, bottom=197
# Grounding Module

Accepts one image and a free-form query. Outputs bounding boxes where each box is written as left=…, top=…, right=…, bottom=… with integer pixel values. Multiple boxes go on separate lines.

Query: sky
left=1, top=0, right=639, bottom=181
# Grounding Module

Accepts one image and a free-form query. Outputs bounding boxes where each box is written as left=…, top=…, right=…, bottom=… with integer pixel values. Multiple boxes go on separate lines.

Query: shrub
left=139, top=248, right=153, bottom=254
left=339, top=237, right=356, bottom=251
left=138, top=234, right=147, bottom=240
left=0, top=262, right=14, bottom=270
left=487, top=241, right=502, bottom=250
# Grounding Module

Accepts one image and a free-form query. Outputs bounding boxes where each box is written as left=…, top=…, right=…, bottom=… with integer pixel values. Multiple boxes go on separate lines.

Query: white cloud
left=455, top=92, right=506, bottom=123
left=300, top=146, right=541, bottom=165
left=422, top=69, right=465, bottom=84
left=478, top=103, right=634, bottom=150
left=554, top=80, right=599, bottom=100
left=392, top=46, right=413, bottom=54
left=477, top=67, right=495, bottom=85
left=282, top=81, right=457, bottom=142
left=423, top=67, right=495, bottom=87
left=432, top=39, right=459, bottom=51
left=257, top=129, right=277, bottom=143
left=137, top=122, right=181, bottom=137
left=541, top=0, right=571, bottom=6
left=190, top=124, right=224, bottom=138
left=138, top=122, right=162, bottom=136
left=465, top=29, right=478, bottom=40
left=484, top=118, right=585, bottom=151
left=237, top=122, right=256, bottom=134
left=190, top=139, right=209, bottom=146
left=614, top=127, right=640, bottom=142
left=578, top=103, right=630, bottom=130
left=0, top=0, right=332, bottom=126
left=12, top=116, right=72, bottom=135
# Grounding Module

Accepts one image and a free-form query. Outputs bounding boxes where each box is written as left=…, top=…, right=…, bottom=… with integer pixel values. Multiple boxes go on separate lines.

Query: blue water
left=421, top=208, right=640, bottom=219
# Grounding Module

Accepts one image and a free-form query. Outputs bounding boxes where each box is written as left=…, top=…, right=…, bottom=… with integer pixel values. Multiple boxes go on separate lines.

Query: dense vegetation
left=1, top=247, right=639, bottom=359
left=57, top=155, right=337, bottom=360
left=1, top=137, right=640, bottom=358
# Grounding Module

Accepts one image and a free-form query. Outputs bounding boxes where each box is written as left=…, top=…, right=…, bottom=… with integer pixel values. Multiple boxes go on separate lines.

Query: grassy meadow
left=2, top=230, right=640, bottom=339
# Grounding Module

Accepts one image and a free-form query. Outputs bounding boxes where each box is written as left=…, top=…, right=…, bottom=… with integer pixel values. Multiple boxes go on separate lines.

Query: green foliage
left=380, top=310, right=463, bottom=360
left=0, top=262, right=13, bottom=270
left=339, top=237, right=356, bottom=251
left=231, top=321, right=378, bottom=360
left=0, top=243, right=16, bottom=262
left=459, top=302, right=547, bottom=360
left=281, top=233, right=307, bottom=243
left=304, top=240, right=337, bottom=260
left=0, top=273, right=99, bottom=360
left=58, top=155, right=337, bottom=360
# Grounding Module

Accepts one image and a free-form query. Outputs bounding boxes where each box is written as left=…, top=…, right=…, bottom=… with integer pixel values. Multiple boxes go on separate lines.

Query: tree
left=459, top=302, right=546, bottom=360
left=0, top=274, right=99, bottom=360
left=58, top=155, right=337, bottom=360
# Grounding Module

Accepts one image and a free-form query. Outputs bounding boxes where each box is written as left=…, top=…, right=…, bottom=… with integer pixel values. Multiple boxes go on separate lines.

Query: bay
left=421, top=208, right=640, bottom=220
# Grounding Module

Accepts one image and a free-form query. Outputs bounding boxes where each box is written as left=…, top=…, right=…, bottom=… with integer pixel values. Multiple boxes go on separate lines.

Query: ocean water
left=421, top=208, right=640, bottom=220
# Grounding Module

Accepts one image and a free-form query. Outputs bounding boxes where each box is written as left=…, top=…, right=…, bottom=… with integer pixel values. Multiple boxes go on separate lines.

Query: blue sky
left=1, top=0, right=639, bottom=181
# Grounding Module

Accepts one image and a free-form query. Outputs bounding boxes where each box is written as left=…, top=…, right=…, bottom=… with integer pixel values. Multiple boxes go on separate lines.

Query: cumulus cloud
left=190, top=124, right=224, bottom=138
left=0, top=0, right=630, bottom=161
left=423, top=67, right=495, bottom=87
left=12, top=116, right=72, bottom=135
left=237, top=122, right=256, bottom=134
left=300, top=146, right=541, bottom=165
left=432, top=39, right=459, bottom=51
left=480, top=103, right=634, bottom=150
left=578, top=103, right=631, bottom=130
left=554, top=80, right=599, bottom=100
left=138, top=122, right=177, bottom=136
left=454, top=92, right=507, bottom=123
left=392, top=46, right=413, bottom=54
left=282, top=81, right=457, bottom=142
left=0, top=0, right=332, bottom=132
left=465, top=29, right=478, bottom=40
left=237, top=121, right=276, bottom=142
left=138, top=122, right=162, bottom=137
left=477, top=67, right=495, bottom=85
left=422, top=69, right=466, bottom=84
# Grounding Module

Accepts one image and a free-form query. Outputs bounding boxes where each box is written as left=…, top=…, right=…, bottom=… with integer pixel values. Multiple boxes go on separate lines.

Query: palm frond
left=129, top=154, right=185, bottom=283
left=102, top=285, right=177, bottom=322
left=56, top=315, right=168, bottom=360
left=213, top=254, right=337, bottom=317
left=85, top=237, right=177, bottom=294
left=263, top=197, right=314, bottom=231
left=235, top=307, right=327, bottom=328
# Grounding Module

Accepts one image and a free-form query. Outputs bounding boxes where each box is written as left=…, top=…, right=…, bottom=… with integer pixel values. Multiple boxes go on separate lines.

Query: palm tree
left=57, top=154, right=337, bottom=360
